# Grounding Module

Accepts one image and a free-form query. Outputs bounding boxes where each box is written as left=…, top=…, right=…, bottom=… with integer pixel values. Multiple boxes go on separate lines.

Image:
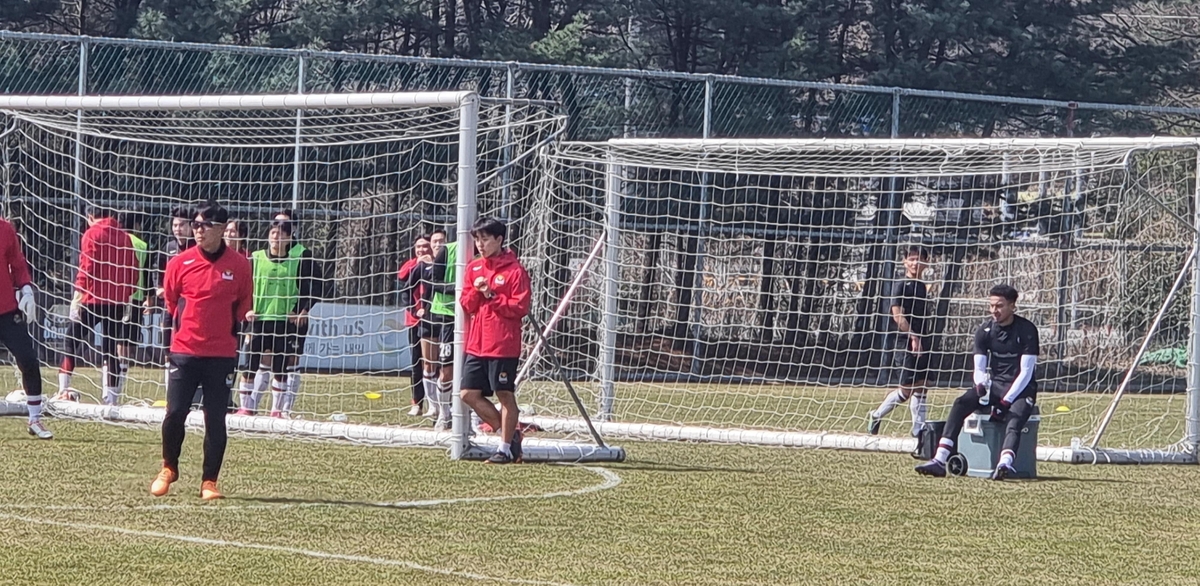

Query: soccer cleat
left=269, top=411, right=282, bottom=418
left=511, top=429, right=524, bottom=463
left=867, top=414, right=882, bottom=436
left=200, top=480, right=224, bottom=500
left=914, top=460, right=947, bottom=477
left=433, top=418, right=451, bottom=432
left=27, top=420, right=53, bottom=440
left=484, top=450, right=515, bottom=464
left=422, top=404, right=437, bottom=418
left=407, top=404, right=423, bottom=417
left=234, top=409, right=253, bottom=416
left=991, top=463, right=1016, bottom=481
left=150, top=467, right=178, bottom=497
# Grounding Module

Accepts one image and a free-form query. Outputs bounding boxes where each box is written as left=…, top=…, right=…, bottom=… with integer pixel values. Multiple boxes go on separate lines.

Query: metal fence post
left=292, top=53, right=306, bottom=212
left=891, top=88, right=901, bottom=138
left=703, top=75, right=713, bottom=139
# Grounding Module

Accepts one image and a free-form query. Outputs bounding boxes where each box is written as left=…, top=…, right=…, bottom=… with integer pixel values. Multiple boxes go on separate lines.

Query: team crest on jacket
left=494, top=274, right=506, bottom=286
left=221, top=270, right=234, bottom=281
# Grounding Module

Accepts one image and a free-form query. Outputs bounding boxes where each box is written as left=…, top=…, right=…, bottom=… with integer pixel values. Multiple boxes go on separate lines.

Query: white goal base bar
left=24, top=401, right=624, bottom=463
left=525, top=416, right=1198, bottom=465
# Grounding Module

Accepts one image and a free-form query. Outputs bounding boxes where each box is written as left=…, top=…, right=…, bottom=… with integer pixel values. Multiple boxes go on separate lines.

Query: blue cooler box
left=956, top=407, right=1040, bottom=479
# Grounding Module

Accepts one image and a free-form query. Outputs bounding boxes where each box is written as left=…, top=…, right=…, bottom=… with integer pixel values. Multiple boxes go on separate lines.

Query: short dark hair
left=194, top=200, right=229, bottom=224
left=414, top=234, right=430, bottom=245
left=170, top=205, right=194, bottom=221
left=118, top=209, right=143, bottom=232
left=470, top=217, right=507, bottom=241
left=87, top=204, right=115, bottom=219
left=275, top=208, right=294, bottom=220
left=905, top=246, right=929, bottom=260
left=430, top=227, right=447, bottom=238
left=269, top=219, right=294, bottom=236
left=989, top=284, right=1019, bottom=303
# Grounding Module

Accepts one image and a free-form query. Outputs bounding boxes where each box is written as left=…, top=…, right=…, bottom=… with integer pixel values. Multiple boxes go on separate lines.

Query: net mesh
left=0, top=99, right=582, bottom=450
left=526, top=139, right=1198, bottom=452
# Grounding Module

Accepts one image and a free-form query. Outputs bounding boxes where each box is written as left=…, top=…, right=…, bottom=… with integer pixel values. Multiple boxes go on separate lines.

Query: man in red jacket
left=459, top=217, right=531, bottom=464
left=0, top=217, right=52, bottom=439
left=59, top=205, right=139, bottom=405
left=150, top=201, right=252, bottom=500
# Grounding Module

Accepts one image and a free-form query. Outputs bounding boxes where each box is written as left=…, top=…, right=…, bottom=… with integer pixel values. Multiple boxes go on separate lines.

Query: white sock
left=436, top=381, right=452, bottom=420
left=999, top=449, right=1015, bottom=468
left=58, top=371, right=71, bottom=395
left=270, top=381, right=286, bottom=414
left=934, top=439, right=955, bottom=464
left=423, top=376, right=439, bottom=413
left=281, top=385, right=298, bottom=415
left=287, top=371, right=302, bottom=397
left=498, top=441, right=511, bottom=456
left=26, top=395, right=43, bottom=423
left=239, top=381, right=257, bottom=411
left=102, top=386, right=119, bottom=406
left=873, top=389, right=905, bottom=418
left=251, top=368, right=270, bottom=410
left=909, top=391, right=928, bottom=436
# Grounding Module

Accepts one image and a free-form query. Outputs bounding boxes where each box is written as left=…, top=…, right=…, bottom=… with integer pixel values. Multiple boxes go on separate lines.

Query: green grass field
left=1, top=417, right=1198, bottom=586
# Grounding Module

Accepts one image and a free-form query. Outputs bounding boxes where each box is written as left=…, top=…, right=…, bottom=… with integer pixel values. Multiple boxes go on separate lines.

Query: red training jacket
left=460, top=249, right=531, bottom=358
left=0, top=219, right=33, bottom=316
left=398, top=257, right=423, bottom=328
left=164, top=245, right=253, bottom=358
left=75, top=217, right=138, bottom=305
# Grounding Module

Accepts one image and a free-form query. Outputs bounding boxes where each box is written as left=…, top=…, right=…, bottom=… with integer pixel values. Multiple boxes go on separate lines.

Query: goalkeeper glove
left=68, top=291, right=82, bottom=322
left=990, top=400, right=1011, bottom=422
left=974, top=382, right=990, bottom=406
left=15, top=285, right=36, bottom=324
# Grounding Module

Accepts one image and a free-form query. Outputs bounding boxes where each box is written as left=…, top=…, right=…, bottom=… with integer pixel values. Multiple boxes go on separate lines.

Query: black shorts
left=249, top=320, right=298, bottom=356
left=462, top=354, right=519, bottom=397
left=288, top=321, right=309, bottom=358
left=115, top=303, right=143, bottom=344
left=895, top=335, right=932, bottom=386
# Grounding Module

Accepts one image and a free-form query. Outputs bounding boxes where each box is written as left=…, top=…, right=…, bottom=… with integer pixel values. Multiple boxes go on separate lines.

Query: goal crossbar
left=0, top=91, right=476, bottom=111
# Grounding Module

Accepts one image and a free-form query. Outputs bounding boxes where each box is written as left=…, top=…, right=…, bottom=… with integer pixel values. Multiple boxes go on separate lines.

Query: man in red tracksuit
left=398, top=234, right=433, bottom=416
left=459, top=217, right=531, bottom=464
left=151, top=201, right=252, bottom=500
left=59, top=205, right=138, bottom=405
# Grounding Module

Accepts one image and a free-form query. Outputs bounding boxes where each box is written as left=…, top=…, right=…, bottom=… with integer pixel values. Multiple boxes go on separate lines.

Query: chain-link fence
left=5, top=30, right=1200, bottom=139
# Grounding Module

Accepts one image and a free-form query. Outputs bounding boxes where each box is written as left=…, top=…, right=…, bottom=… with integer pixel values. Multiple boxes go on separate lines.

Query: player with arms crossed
left=460, top=217, right=531, bottom=464
left=0, top=215, right=52, bottom=438
left=869, top=246, right=931, bottom=437
left=151, top=201, right=252, bottom=499
left=398, top=234, right=433, bottom=416
left=915, top=284, right=1040, bottom=480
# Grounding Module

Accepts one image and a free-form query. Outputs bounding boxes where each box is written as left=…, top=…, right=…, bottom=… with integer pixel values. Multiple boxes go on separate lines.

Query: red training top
left=164, top=245, right=253, bottom=358
left=398, top=257, right=423, bottom=328
left=75, top=217, right=138, bottom=305
left=0, top=219, right=33, bottom=316
left=460, top=249, right=531, bottom=359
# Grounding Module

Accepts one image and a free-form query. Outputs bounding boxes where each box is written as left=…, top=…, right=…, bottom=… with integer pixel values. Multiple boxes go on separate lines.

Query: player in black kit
left=915, top=284, right=1040, bottom=480
left=869, top=246, right=932, bottom=437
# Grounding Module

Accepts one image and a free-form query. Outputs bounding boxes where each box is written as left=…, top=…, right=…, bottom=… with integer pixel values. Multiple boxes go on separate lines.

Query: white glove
left=69, top=291, right=82, bottom=322
left=16, top=285, right=36, bottom=324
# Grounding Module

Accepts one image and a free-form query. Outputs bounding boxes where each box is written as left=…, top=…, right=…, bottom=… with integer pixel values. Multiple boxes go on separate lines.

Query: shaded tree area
left=2, top=1, right=1197, bottom=110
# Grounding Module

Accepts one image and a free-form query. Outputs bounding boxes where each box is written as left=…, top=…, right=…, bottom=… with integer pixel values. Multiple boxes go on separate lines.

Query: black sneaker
left=867, top=414, right=881, bottom=435
left=485, top=450, right=514, bottom=465
left=914, top=460, right=947, bottom=477
left=511, top=429, right=524, bottom=463
left=991, top=463, right=1015, bottom=481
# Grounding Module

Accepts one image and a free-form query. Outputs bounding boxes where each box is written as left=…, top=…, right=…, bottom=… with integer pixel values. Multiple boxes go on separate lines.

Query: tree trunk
left=443, top=0, right=457, bottom=56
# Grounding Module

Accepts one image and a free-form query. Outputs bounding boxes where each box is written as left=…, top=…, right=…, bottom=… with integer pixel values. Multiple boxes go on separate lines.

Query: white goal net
left=0, top=92, right=623, bottom=462
left=525, top=138, right=1200, bottom=462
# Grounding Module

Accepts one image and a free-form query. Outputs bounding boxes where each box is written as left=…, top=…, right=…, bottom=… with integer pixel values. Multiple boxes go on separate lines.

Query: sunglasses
left=191, top=220, right=221, bottom=231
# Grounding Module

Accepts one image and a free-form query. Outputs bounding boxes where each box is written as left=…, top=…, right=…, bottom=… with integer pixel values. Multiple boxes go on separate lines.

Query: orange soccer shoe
left=200, top=480, right=224, bottom=501
left=150, top=467, right=178, bottom=497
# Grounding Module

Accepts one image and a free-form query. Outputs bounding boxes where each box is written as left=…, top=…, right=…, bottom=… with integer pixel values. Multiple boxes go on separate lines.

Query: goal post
left=0, top=91, right=624, bottom=463
left=526, top=136, right=1200, bottom=465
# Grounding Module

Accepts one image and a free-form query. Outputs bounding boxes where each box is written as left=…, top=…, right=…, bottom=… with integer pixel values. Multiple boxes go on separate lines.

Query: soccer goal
left=0, top=91, right=623, bottom=463
left=522, top=137, right=1200, bottom=464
